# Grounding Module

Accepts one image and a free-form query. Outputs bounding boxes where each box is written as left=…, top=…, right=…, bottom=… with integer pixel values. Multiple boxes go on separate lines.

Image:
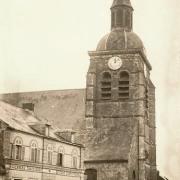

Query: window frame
left=12, top=137, right=24, bottom=161
left=30, top=140, right=39, bottom=163
left=118, top=71, right=130, bottom=100
left=57, top=146, right=65, bottom=167
left=101, top=71, right=112, bottom=100
left=71, top=149, right=78, bottom=169
left=47, top=144, right=53, bottom=165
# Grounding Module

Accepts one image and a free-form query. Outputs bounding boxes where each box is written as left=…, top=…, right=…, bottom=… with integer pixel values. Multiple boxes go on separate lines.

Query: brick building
left=0, top=0, right=158, bottom=180
left=0, top=101, right=84, bottom=180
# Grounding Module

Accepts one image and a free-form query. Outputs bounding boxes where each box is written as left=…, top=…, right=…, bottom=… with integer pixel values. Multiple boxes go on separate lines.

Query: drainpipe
left=41, top=137, right=45, bottom=180
left=138, top=115, right=140, bottom=180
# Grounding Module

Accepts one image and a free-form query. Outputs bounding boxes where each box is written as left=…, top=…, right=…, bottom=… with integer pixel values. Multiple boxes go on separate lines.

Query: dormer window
left=22, top=103, right=34, bottom=111
left=101, top=72, right=111, bottom=100
left=119, top=71, right=129, bottom=100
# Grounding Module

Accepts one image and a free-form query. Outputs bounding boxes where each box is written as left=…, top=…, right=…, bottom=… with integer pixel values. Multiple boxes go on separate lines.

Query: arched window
left=30, top=141, right=40, bottom=163
left=101, top=72, right=111, bottom=100
left=119, top=71, right=129, bottom=99
left=72, top=149, right=78, bottom=169
left=57, top=146, right=64, bottom=167
left=12, top=137, right=25, bottom=160
left=116, top=9, right=123, bottom=26
left=47, top=144, right=53, bottom=164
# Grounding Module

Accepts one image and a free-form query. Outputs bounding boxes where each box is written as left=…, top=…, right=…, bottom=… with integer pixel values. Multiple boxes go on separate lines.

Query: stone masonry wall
left=85, top=162, right=128, bottom=180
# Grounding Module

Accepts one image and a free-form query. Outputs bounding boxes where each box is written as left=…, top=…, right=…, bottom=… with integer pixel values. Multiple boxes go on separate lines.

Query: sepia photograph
left=0, top=0, right=179, bottom=179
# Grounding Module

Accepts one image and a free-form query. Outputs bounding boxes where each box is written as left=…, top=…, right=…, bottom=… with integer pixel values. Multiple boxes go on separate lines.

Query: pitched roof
left=0, top=89, right=86, bottom=130
left=0, top=88, right=135, bottom=160
left=0, top=100, right=82, bottom=146
left=0, top=100, right=41, bottom=134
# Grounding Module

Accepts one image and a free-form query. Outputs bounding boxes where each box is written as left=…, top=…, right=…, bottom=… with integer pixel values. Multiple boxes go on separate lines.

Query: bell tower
left=83, top=0, right=157, bottom=180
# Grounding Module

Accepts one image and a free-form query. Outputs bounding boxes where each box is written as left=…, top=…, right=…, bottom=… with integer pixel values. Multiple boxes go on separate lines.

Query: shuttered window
left=119, top=71, right=129, bottom=99
left=101, top=72, right=111, bottom=100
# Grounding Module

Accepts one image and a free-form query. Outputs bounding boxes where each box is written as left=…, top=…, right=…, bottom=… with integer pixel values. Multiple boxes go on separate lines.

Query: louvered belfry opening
left=101, top=72, right=112, bottom=100
left=119, top=71, right=129, bottom=99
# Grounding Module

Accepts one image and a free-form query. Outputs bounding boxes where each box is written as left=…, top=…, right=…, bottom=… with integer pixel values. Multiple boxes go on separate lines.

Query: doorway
left=84, top=169, right=97, bottom=180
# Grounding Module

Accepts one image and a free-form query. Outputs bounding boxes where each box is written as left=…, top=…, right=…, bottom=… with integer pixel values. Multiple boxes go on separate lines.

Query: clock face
left=108, top=56, right=122, bottom=70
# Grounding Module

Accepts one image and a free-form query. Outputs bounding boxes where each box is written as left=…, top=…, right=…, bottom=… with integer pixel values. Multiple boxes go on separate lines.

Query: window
left=125, top=10, right=131, bottom=27
left=72, top=149, right=78, bottom=169
left=116, top=9, right=123, bottom=26
left=146, top=86, right=149, bottom=109
left=12, top=137, right=25, bottom=160
left=57, top=153, right=63, bottom=166
left=47, top=145, right=53, bottom=164
left=30, top=141, right=40, bottom=163
left=111, top=12, right=115, bottom=27
left=57, top=146, right=64, bottom=166
left=119, top=71, right=129, bottom=99
left=72, top=156, right=78, bottom=168
left=133, top=170, right=136, bottom=180
left=85, top=169, right=97, bottom=180
left=101, top=72, right=111, bottom=100
left=22, top=103, right=34, bottom=111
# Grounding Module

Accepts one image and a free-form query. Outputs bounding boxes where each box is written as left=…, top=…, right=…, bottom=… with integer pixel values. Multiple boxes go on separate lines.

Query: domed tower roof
left=96, top=30, right=144, bottom=51
left=96, top=0, right=145, bottom=52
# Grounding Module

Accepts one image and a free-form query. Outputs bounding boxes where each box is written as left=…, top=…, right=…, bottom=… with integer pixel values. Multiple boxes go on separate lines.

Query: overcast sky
left=0, top=0, right=180, bottom=179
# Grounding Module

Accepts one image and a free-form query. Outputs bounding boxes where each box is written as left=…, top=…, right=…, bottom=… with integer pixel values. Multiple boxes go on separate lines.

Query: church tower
left=82, top=0, right=157, bottom=179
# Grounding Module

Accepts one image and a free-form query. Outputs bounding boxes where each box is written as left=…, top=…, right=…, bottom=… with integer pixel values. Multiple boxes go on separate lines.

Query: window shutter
left=43, top=150, right=47, bottom=164
left=37, top=149, right=41, bottom=163
left=3, top=131, right=10, bottom=158
left=21, top=146, right=25, bottom=160
left=12, top=145, right=16, bottom=159
left=52, top=152, right=57, bottom=165
left=9, top=144, right=13, bottom=158
left=30, top=148, right=33, bottom=162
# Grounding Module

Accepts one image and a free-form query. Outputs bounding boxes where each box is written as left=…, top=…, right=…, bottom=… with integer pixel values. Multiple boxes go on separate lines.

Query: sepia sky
left=0, top=0, right=180, bottom=179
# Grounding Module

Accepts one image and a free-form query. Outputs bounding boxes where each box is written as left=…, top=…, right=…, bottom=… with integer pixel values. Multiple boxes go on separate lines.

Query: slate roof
left=0, top=100, right=82, bottom=146
left=0, top=89, right=86, bottom=130
left=0, top=100, right=41, bottom=134
left=96, top=30, right=144, bottom=51
left=0, top=89, right=135, bottom=160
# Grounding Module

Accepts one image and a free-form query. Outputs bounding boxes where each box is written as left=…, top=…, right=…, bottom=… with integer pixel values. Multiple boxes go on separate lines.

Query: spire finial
left=111, top=0, right=133, bottom=31
left=111, top=0, right=132, bottom=8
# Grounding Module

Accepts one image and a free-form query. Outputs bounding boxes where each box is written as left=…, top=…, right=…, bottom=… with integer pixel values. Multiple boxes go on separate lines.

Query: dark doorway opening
left=84, top=169, right=97, bottom=180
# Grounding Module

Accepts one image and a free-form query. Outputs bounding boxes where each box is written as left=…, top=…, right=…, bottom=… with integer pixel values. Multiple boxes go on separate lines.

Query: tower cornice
left=88, top=49, right=152, bottom=70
